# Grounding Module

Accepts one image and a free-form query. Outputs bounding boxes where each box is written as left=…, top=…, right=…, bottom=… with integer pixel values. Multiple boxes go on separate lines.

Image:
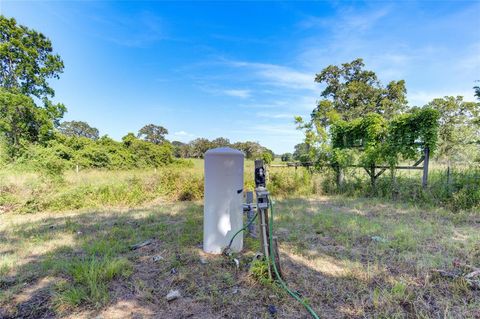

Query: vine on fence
left=330, top=108, right=440, bottom=169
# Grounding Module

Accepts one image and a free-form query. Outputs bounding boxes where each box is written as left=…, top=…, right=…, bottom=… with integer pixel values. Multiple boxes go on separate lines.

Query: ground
left=1, top=196, right=479, bottom=318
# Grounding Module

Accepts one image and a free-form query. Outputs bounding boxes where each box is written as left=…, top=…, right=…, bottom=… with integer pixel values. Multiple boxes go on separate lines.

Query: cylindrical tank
left=203, top=147, right=244, bottom=254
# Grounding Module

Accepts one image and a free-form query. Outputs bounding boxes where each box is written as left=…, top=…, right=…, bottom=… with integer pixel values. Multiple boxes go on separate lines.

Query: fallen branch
left=130, top=239, right=153, bottom=250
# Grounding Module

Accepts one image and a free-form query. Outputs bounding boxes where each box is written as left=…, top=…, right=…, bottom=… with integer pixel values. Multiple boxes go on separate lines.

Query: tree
left=296, top=59, right=409, bottom=166
left=313, top=58, right=407, bottom=121
left=293, top=143, right=309, bottom=161
left=123, top=132, right=173, bottom=167
left=0, top=16, right=64, bottom=99
left=0, top=89, right=53, bottom=156
left=0, top=16, right=66, bottom=156
left=211, top=137, right=230, bottom=148
left=137, top=124, right=168, bottom=145
left=58, top=120, right=99, bottom=140
left=189, top=138, right=213, bottom=158
left=261, top=152, right=273, bottom=164
left=231, top=141, right=273, bottom=159
left=172, top=140, right=189, bottom=158
left=426, top=96, right=479, bottom=162
left=281, top=153, right=293, bottom=162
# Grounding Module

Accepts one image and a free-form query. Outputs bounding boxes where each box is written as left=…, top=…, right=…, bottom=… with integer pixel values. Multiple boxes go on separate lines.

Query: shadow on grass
left=0, top=198, right=478, bottom=318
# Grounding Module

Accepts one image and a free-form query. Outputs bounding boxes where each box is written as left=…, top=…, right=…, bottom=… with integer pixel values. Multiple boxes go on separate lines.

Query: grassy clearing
left=0, top=159, right=325, bottom=214
left=1, top=159, right=478, bottom=215
left=0, top=197, right=478, bottom=318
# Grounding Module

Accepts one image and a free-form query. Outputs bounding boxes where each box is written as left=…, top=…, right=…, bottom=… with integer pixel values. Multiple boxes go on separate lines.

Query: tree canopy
left=137, top=124, right=168, bottom=145
left=0, top=16, right=64, bottom=99
left=296, top=59, right=408, bottom=156
left=0, top=16, right=66, bottom=157
left=296, top=59, right=447, bottom=171
left=58, top=121, right=99, bottom=140
left=281, top=153, right=293, bottom=162
left=313, top=58, right=407, bottom=123
left=426, top=96, right=479, bottom=161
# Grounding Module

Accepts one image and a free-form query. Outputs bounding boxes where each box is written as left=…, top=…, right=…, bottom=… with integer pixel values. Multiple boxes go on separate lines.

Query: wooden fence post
left=391, top=168, right=398, bottom=200
left=370, top=164, right=376, bottom=190
left=335, top=165, right=344, bottom=190
left=422, top=147, right=430, bottom=189
left=446, top=162, right=452, bottom=194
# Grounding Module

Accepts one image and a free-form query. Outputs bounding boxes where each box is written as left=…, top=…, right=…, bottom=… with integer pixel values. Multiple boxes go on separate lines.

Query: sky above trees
left=1, top=1, right=478, bottom=153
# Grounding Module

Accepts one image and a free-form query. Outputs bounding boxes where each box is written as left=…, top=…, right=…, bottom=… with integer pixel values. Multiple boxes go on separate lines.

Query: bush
left=9, top=133, right=175, bottom=173
left=17, top=143, right=70, bottom=179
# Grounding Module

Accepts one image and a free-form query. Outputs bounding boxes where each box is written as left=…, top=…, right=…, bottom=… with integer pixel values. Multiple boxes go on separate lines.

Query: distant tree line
left=172, top=138, right=274, bottom=161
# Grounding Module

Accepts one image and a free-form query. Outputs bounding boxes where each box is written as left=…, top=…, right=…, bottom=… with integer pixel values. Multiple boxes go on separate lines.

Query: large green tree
left=137, top=124, right=168, bottom=145
left=314, top=58, right=407, bottom=120
left=293, top=142, right=310, bottom=162
left=189, top=138, right=212, bottom=158
left=211, top=137, right=230, bottom=148
left=232, top=141, right=273, bottom=159
left=58, top=120, right=99, bottom=140
left=0, top=16, right=66, bottom=156
left=281, top=152, right=293, bottom=162
left=0, top=16, right=64, bottom=99
left=426, top=96, right=479, bottom=162
left=296, top=59, right=408, bottom=162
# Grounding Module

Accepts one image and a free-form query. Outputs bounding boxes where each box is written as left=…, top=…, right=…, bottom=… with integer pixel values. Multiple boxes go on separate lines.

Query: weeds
left=249, top=259, right=273, bottom=286
left=54, top=257, right=132, bottom=309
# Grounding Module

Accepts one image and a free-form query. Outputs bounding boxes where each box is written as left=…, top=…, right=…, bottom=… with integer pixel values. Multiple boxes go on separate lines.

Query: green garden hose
left=224, top=212, right=258, bottom=253
left=268, top=199, right=320, bottom=319
left=224, top=201, right=320, bottom=318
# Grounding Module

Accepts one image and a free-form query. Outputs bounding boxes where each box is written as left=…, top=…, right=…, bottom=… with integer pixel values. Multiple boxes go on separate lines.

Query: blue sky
left=1, top=1, right=479, bottom=154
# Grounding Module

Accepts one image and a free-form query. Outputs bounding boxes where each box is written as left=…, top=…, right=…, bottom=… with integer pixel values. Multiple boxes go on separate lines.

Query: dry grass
left=1, top=196, right=478, bottom=318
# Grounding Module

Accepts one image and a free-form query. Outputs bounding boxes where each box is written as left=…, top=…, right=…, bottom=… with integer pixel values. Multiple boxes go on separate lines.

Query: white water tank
left=203, top=147, right=244, bottom=254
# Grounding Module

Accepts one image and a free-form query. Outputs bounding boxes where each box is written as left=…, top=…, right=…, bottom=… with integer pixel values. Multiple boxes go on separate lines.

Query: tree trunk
left=422, top=147, right=430, bottom=189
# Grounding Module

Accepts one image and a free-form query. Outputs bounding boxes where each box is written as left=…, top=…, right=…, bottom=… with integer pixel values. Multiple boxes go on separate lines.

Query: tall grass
left=322, top=164, right=480, bottom=212
left=0, top=159, right=478, bottom=213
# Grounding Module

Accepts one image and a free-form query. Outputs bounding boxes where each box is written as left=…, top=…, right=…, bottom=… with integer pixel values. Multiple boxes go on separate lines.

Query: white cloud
left=252, top=124, right=302, bottom=136
left=227, top=60, right=317, bottom=91
left=256, top=112, right=295, bottom=119
left=222, top=89, right=251, bottom=98
left=409, top=90, right=476, bottom=107
left=197, top=84, right=252, bottom=99
left=173, top=131, right=189, bottom=136
left=170, top=130, right=195, bottom=142
left=299, top=6, right=390, bottom=33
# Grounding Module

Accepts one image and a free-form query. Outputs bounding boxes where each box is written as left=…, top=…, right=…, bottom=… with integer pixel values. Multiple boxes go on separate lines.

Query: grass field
left=1, top=198, right=479, bottom=317
left=0, top=160, right=479, bottom=318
